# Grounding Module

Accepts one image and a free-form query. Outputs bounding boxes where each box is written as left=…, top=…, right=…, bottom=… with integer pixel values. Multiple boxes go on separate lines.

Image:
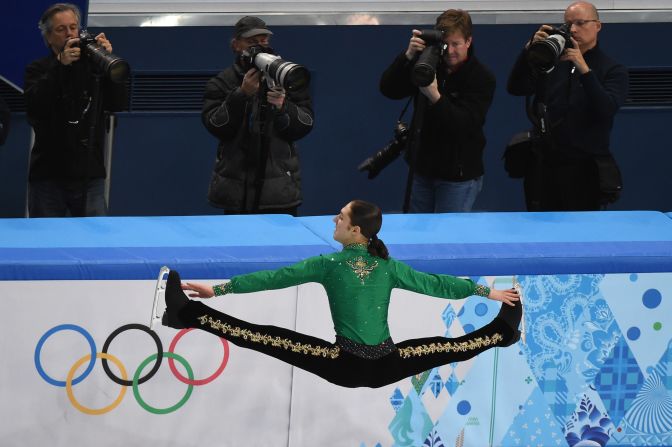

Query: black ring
left=101, top=323, right=163, bottom=386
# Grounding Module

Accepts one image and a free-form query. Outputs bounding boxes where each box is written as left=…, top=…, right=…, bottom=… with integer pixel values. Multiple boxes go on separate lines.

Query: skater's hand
left=182, top=282, right=215, bottom=298
left=487, top=288, right=519, bottom=306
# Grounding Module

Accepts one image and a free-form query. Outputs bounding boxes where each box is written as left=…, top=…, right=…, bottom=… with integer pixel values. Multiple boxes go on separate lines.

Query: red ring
left=168, top=328, right=229, bottom=385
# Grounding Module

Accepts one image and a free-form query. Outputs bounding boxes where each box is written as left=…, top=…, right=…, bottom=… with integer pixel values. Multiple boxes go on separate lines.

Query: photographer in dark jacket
left=380, top=9, right=495, bottom=213
left=24, top=3, right=127, bottom=217
left=202, top=16, right=314, bottom=215
left=507, top=1, right=628, bottom=211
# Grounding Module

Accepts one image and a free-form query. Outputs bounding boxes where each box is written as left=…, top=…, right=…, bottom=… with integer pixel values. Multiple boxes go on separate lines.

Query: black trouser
left=524, top=151, right=601, bottom=211
left=178, top=301, right=512, bottom=388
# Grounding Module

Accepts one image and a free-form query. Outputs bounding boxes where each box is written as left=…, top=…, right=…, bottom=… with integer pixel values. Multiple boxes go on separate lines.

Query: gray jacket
left=202, top=61, right=313, bottom=211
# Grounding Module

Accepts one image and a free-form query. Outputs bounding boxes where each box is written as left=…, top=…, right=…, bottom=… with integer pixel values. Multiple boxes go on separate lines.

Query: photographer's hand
left=560, top=37, right=589, bottom=74
left=58, top=38, right=81, bottom=65
left=405, top=29, right=426, bottom=61
left=267, top=86, right=286, bottom=109
left=418, top=77, right=440, bottom=104
left=94, top=32, right=113, bottom=53
left=241, top=68, right=261, bottom=97
left=526, top=24, right=553, bottom=48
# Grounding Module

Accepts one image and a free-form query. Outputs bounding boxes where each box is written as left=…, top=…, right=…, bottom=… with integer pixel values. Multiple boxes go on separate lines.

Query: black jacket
left=380, top=51, right=496, bottom=181
left=202, top=60, right=313, bottom=211
left=507, top=44, right=628, bottom=157
left=24, top=53, right=128, bottom=181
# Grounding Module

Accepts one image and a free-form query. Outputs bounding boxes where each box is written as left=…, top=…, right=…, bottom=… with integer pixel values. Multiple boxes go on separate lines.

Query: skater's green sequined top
left=213, top=243, right=490, bottom=345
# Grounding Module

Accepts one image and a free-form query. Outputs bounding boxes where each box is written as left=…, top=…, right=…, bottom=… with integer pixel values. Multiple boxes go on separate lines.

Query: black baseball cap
left=234, top=16, right=273, bottom=39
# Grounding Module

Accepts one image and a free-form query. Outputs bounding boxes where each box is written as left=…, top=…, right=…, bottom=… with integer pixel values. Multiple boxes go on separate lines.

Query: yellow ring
left=66, top=352, right=127, bottom=415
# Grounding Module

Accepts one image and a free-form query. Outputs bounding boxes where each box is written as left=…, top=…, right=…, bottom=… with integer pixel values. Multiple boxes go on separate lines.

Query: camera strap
left=398, top=97, right=412, bottom=122
left=250, top=84, right=273, bottom=213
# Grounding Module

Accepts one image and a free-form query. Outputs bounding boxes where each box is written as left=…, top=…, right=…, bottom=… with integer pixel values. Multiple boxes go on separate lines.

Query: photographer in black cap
left=24, top=3, right=128, bottom=217
left=202, top=16, right=314, bottom=215
left=507, top=1, right=628, bottom=211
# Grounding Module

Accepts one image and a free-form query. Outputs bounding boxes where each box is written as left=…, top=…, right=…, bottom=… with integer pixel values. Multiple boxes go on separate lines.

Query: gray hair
left=38, top=3, right=81, bottom=46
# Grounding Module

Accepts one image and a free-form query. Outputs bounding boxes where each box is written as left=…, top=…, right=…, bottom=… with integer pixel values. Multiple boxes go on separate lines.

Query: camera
left=412, top=29, right=446, bottom=87
left=527, top=23, right=574, bottom=73
left=76, top=30, right=129, bottom=83
left=358, top=121, right=409, bottom=179
left=241, top=45, right=310, bottom=91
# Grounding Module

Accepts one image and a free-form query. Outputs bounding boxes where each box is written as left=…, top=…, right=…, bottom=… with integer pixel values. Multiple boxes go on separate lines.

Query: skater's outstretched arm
left=182, top=255, right=328, bottom=298
left=391, top=260, right=519, bottom=305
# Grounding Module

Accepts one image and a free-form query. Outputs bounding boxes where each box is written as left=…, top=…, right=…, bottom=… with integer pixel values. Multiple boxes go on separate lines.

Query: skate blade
left=512, top=276, right=526, bottom=345
left=150, top=266, right=171, bottom=331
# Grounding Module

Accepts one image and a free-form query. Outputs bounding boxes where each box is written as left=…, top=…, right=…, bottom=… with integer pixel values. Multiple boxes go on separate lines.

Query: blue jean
left=29, top=178, right=107, bottom=217
left=409, top=174, right=483, bottom=213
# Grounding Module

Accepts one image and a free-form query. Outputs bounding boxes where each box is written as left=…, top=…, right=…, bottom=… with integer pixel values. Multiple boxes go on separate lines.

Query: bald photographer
left=507, top=1, right=628, bottom=211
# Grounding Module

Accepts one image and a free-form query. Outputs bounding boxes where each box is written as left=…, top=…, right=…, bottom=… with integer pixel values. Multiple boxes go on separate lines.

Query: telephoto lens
left=411, top=29, right=445, bottom=87
left=358, top=122, right=409, bottom=179
left=250, top=50, right=310, bottom=91
left=526, top=23, right=572, bottom=73
left=78, top=30, right=130, bottom=83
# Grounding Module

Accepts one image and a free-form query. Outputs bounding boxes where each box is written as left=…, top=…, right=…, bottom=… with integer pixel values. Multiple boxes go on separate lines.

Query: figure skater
left=160, top=199, right=522, bottom=388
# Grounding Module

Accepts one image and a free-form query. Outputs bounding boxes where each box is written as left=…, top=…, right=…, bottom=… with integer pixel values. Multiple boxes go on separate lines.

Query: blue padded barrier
left=0, top=215, right=333, bottom=280
left=2, top=211, right=672, bottom=280
left=299, top=211, right=672, bottom=276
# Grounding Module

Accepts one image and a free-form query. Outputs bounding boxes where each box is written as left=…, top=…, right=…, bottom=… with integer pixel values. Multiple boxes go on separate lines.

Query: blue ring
left=34, top=324, right=97, bottom=387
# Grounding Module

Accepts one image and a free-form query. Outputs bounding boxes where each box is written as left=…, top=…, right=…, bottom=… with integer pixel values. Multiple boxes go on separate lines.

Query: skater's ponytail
left=349, top=199, right=389, bottom=260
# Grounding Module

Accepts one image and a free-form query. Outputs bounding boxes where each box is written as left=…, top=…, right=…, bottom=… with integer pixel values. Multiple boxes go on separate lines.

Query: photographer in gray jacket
left=202, top=16, right=314, bottom=215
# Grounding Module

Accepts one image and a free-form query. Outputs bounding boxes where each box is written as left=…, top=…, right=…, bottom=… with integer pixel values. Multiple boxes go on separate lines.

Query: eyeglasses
left=565, top=19, right=599, bottom=27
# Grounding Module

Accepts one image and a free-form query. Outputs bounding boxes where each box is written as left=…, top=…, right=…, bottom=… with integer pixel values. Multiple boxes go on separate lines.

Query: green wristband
left=212, top=282, right=233, bottom=296
left=474, top=284, right=490, bottom=298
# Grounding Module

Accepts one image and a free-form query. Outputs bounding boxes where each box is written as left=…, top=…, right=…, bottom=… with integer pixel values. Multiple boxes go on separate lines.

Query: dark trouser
left=524, top=151, right=601, bottom=211
left=178, top=301, right=512, bottom=388
left=29, top=178, right=107, bottom=217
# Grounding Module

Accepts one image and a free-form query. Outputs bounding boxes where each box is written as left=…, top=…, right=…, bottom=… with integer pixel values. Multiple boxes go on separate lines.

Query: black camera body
left=241, top=45, right=310, bottom=91
left=77, top=30, right=98, bottom=48
left=358, top=121, right=409, bottom=179
left=76, top=30, right=129, bottom=83
left=527, top=23, right=574, bottom=73
left=412, top=29, right=445, bottom=87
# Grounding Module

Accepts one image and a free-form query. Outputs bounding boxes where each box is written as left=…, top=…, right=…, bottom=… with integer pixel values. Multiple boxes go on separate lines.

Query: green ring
left=133, top=352, right=194, bottom=414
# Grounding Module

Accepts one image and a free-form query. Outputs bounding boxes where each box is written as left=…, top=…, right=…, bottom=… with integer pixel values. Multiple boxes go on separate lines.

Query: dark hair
left=435, top=9, right=473, bottom=39
left=38, top=3, right=81, bottom=46
left=348, top=200, right=389, bottom=260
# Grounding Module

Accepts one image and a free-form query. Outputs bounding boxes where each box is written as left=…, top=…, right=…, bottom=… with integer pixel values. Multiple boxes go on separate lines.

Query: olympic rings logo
left=34, top=323, right=230, bottom=415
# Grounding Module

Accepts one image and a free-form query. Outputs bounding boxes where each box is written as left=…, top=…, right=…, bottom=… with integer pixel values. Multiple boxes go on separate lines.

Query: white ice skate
left=512, top=276, right=526, bottom=344
left=150, top=266, right=171, bottom=331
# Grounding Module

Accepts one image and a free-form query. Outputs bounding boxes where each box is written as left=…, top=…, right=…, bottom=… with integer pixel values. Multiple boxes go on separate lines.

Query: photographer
left=24, top=3, right=127, bottom=217
left=507, top=1, right=628, bottom=211
left=202, top=16, right=314, bottom=215
left=379, top=9, right=495, bottom=213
